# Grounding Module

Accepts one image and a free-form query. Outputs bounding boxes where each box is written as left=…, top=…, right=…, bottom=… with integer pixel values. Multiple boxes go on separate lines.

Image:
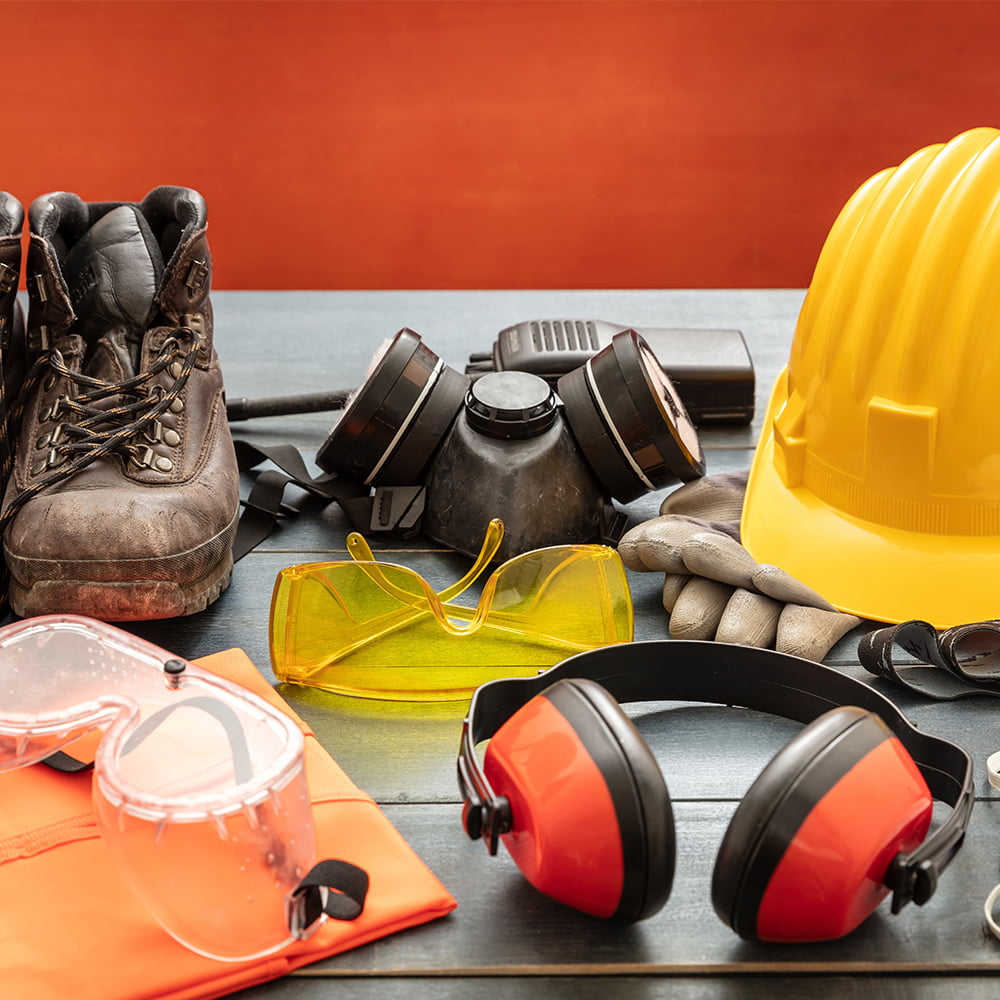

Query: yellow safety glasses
left=269, top=520, right=634, bottom=701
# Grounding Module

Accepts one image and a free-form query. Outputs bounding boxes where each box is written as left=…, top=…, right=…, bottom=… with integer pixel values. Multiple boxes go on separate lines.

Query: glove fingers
left=668, top=577, right=734, bottom=640
left=662, top=573, right=691, bottom=612
left=716, top=588, right=783, bottom=648
left=659, top=470, right=749, bottom=521
left=776, top=605, right=863, bottom=662
left=680, top=531, right=756, bottom=588
left=751, top=563, right=839, bottom=612
left=618, top=517, right=710, bottom=573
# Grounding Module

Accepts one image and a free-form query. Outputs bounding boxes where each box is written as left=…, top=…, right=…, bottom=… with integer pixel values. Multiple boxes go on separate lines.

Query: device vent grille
left=529, top=320, right=601, bottom=352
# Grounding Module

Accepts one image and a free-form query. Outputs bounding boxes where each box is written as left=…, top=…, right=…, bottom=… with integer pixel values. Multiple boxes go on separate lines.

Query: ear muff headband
left=458, top=641, right=973, bottom=928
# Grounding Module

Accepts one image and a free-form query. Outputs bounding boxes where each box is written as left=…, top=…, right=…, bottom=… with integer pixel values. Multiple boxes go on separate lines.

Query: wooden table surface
left=124, top=290, right=1000, bottom=997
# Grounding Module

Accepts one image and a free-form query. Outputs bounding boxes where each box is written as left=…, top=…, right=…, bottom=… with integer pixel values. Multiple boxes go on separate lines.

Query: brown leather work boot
left=1, top=187, right=240, bottom=621
left=0, top=192, right=26, bottom=502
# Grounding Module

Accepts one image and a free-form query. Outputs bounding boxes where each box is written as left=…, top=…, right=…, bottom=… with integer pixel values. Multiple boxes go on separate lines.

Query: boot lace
left=0, top=331, right=200, bottom=539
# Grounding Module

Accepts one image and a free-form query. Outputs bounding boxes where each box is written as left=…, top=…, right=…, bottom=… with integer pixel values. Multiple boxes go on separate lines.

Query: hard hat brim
left=742, top=369, right=1000, bottom=629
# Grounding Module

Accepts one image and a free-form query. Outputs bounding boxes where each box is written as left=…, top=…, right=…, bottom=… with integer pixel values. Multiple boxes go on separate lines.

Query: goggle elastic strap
left=289, top=859, right=370, bottom=937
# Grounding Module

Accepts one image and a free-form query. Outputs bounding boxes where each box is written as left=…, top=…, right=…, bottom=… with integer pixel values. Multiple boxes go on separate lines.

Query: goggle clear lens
left=0, top=616, right=314, bottom=962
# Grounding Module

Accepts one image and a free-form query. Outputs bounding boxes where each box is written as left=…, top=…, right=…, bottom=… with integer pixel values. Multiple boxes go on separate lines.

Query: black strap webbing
left=232, top=440, right=371, bottom=561
left=293, top=858, right=370, bottom=926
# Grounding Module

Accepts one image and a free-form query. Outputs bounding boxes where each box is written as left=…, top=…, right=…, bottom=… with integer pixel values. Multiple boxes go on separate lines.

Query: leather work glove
left=618, top=471, right=862, bottom=662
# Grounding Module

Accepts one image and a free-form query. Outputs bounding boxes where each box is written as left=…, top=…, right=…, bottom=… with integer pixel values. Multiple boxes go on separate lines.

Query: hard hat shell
left=742, top=128, right=1000, bottom=628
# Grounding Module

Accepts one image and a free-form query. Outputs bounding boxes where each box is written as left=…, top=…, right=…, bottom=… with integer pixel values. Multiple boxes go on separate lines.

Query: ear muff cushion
left=483, top=678, right=674, bottom=922
left=711, top=706, right=933, bottom=942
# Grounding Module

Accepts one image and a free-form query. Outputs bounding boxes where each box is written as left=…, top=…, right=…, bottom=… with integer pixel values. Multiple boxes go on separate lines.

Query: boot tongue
left=62, top=204, right=164, bottom=378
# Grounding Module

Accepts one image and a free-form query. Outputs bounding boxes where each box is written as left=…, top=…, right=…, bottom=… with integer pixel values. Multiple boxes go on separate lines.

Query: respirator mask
left=314, top=327, right=705, bottom=561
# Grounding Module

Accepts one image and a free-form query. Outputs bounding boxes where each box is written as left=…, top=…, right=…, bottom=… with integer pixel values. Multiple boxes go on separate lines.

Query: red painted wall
left=8, top=0, right=1000, bottom=289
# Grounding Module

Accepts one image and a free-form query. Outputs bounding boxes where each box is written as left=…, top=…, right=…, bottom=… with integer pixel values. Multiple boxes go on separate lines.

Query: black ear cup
left=483, top=677, right=675, bottom=922
left=557, top=679, right=676, bottom=922
left=710, top=706, right=931, bottom=942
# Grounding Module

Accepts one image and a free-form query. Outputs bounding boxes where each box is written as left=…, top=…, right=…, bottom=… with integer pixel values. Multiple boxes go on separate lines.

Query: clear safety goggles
left=0, top=615, right=366, bottom=962
left=270, top=519, right=634, bottom=701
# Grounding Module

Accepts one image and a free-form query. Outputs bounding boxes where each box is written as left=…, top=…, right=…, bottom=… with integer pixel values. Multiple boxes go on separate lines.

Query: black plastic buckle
left=887, top=854, right=941, bottom=914
left=370, top=484, right=425, bottom=532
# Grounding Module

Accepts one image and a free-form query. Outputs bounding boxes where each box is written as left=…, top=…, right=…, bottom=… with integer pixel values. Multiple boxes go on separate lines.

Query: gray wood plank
left=231, top=976, right=1000, bottom=1000
left=51, top=289, right=1000, bottom=996
left=260, top=800, right=1000, bottom=975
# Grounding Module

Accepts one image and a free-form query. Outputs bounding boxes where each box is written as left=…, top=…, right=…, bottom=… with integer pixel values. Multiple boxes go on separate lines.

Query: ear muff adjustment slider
left=884, top=830, right=964, bottom=913
left=458, top=751, right=511, bottom=855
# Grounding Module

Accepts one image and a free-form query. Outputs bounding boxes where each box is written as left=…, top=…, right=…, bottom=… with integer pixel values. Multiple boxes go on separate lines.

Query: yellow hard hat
left=742, top=127, right=1000, bottom=628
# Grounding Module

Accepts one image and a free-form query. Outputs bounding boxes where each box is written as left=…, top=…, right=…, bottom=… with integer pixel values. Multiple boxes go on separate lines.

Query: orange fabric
left=0, top=648, right=457, bottom=1000
left=6, top=1, right=1000, bottom=289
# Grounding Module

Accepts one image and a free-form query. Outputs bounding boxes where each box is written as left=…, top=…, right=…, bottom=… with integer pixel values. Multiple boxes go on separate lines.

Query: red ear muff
left=711, top=706, right=934, bottom=942
left=482, top=677, right=674, bottom=921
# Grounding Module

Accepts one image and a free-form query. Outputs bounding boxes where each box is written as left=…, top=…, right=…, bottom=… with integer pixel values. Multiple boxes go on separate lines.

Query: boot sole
left=5, top=512, right=239, bottom=622
left=8, top=550, right=234, bottom=622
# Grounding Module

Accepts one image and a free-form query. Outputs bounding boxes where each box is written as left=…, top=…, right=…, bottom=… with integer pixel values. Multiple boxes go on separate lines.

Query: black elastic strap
left=458, top=640, right=974, bottom=913
left=43, top=750, right=94, bottom=773
left=43, top=695, right=255, bottom=782
left=120, top=696, right=255, bottom=784
left=232, top=440, right=372, bottom=560
left=859, top=619, right=1000, bottom=700
left=291, top=858, right=370, bottom=930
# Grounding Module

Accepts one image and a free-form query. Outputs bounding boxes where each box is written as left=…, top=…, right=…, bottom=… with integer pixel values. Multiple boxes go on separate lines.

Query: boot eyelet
left=154, top=457, right=174, bottom=473
left=131, top=446, right=155, bottom=469
left=163, top=428, right=181, bottom=447
left=41, top=396, right=65, bottom=423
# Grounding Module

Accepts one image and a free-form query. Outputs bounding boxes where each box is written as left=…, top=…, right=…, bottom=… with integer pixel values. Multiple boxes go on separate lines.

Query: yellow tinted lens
left=483, top=544, right=633, bottom=647
left=270, top=546, right=633, bottom=702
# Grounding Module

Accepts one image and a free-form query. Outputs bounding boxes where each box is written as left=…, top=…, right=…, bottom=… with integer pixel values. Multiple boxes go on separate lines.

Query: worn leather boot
left=1, top=187, right=240, bottom=620
left=0, top=192, right=26, bottom=502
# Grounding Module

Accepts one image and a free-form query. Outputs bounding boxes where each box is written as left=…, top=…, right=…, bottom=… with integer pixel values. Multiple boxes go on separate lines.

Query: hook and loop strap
left=291, top=858, right=370, bottom=932
left=858, top=619, right=1000, bottom=700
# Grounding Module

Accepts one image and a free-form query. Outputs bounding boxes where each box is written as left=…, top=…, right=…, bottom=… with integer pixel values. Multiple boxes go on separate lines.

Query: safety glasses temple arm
left=346, top=518, right=504, bottom=605
left=311, top=520, right=503, bottom=657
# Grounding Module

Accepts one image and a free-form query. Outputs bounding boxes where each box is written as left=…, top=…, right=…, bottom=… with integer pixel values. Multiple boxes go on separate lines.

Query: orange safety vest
left=0, top=647, right=457, bottom=999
